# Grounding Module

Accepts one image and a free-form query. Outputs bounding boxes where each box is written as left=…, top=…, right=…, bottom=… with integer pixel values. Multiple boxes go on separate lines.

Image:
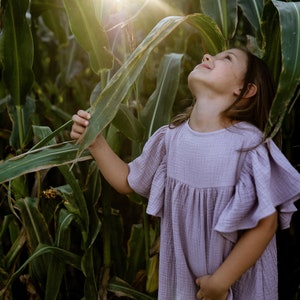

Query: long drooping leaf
left=199, top=0, right=238, bottom=42
left=45, top=209, right=74, bottom=300
left=82, top=247, right=98, bottom=300
left=125, top=224, right=145, bottom=284
left=77, top=13, right=225, bottom=156
left=1, top=0, right=34, bottom=106
left=7, top=96, right=36, bottom=150
left=141, top=53, right=183, bottom=139
left=261, top=1, right=282, bottom=84
left=79, top=163, right=102, bottom=299
left=8, top=243, right=82, bottom=284
left=3, top=227, right=26, bottom=269
left=237, top=0, right=263, bottom=33
left=17, top=197, right=53, bottom=288
left=112, top=104, right=145, bottom=142
left=108, top=277, right=156, bottom=300
left=39, top=0, right=68, bottom=44
left=57, top=168, right=90, bottom=241
left=17, top=198, right=53, bottom=247
left=263, top=0, right=300, bottom=138
left=1, top=0, right=35, bottom=149
left=82, top=161, right=102, bottom=247
left=238, top=0, right=264, bottom=49
left=63, top=0, right=113, bottom=73
left=0, top=142, right=91, bottom=183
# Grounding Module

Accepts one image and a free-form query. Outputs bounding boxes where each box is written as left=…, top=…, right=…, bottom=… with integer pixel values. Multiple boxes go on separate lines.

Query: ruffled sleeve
left=128, top=126, right=167, bottom=200
left=215, top=139, right=300, bottom=239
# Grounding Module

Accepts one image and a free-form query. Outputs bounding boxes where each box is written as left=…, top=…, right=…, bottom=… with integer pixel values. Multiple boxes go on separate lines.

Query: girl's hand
left=70, top=110, right=91, bottom=142
left=195, top=275, right=228, bottom=300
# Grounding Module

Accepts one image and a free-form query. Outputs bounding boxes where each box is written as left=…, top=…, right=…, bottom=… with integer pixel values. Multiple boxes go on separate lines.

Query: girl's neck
left=189, top=97, right=233, bottom=132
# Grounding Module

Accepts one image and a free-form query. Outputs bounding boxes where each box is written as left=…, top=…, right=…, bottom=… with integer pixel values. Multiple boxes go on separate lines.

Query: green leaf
left=31, top=121, right=73, bottom=150
left=17, top=198, right=53, bottom=247
left=7, top=96, right=35, bottom=150
left=32, top=125, right=57, bottom=146
left=112, top=104, right=145, bottom=142
left=58, top=166, right=90, bottom=242
left=45, top=209, right=74, bottom=300
left=0, top=142, right=91, bottom=184
left=125, top=224, right=145, bottom=284
left=63, top=0, right=113, bottom=73
left=3, top=227, right=26, bottom=269
left=77, top=13, right=225, bottom=156
left=263, top=0, right=300, bottom=137
left=82, top=247, right=98, bottom=300
left=83, top=162, right=102, bottom=248
left=30, top=0, right=63, bottom=16
left=16, top=197, right=53, bottom=286
left=238, top=0, right=263, bottom=32
left=108, top=277, right=156, bottom=300
left=55, top=209, right=74, bottom=247
left=1, top=0, right=34, bottom=106
left=261, top=1, right=282, bottom=84
left=146, top=255, right=159, bottom=294
left=9, top=243, right=82, bottom=284
left=141, top=53, right=183, bottom=139
left=40, top=0, right=68, bottom=44
left=200, top=0, right=238, bottom=42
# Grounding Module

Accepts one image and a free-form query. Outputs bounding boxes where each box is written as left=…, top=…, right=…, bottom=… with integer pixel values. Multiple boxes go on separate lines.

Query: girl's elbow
left=120, top=188, right=133, bottom=195
left=116, top=183, right=133, bottom=195
left=260, top=211, right=278, bottom=234
left=270, top=212, right=279, bottom=233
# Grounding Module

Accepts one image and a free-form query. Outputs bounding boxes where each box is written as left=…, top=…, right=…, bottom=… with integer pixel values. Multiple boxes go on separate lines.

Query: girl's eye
left=224, top=55, right=231, bottom=60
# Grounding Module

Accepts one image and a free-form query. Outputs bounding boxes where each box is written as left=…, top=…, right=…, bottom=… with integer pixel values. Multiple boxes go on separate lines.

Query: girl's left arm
left=196, top=211, right=278, bottom=299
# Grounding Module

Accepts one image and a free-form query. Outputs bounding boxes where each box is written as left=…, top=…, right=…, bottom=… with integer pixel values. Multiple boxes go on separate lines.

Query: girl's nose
left=202, top=54, right=212, bottom=62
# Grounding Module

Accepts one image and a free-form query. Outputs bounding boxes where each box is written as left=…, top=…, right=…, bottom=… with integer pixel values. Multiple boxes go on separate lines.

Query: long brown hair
left=171, top=49, right=276, bottom=135
left=222, top=50, right=276, bottom=132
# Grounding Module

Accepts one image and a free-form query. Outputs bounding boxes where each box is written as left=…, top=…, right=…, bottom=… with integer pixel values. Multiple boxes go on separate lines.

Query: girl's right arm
left=71, top=110, right=133, bottom=195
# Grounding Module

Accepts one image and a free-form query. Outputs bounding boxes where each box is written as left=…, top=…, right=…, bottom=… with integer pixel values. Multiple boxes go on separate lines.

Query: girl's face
left=188, top=48, right=248, bottom=98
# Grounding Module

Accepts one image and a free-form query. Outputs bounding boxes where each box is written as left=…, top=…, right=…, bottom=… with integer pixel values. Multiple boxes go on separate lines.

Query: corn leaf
left=17, top=197, right=53, bottom=287
left=63, top=0, right=113, bottom=73
left=3, top=228, right=26, bottom=269
left=9, top=243, right=82, bottom=284
left=199, top=0, right=238, bottom=42
left=141, top=53, right=183, bottom=139
left=39, top=0, right=68, bottom=44
left=82, top=162, right=102, bottom=247
left=112, top=104, right=146, bottom=142
left=237, top=0, right=263, bottom=32
left=82, top=247, right=98, bottom=300
left=108, top=277, right=156, bottom=300
left=263, top=0, right=300, bottom=138
left=125, top=224, right=145, bottom=284
left=0, top=142, right=91, bottom=183
left=1, top=0, right=34, bottom=106
left=45, top=209, right=74, bottom=300
left=7, top=96, right=36, bottom=150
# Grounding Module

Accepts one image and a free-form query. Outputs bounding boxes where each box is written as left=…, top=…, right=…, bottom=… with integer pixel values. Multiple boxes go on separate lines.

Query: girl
left=71, top=48, right=300, bottom=300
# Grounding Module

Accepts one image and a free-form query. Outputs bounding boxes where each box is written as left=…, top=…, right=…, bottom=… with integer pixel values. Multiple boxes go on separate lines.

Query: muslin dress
left=127, top=121, right=300, bottom=300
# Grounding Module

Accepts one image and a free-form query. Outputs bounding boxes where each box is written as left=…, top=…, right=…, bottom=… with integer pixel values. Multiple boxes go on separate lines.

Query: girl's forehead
left=217, top=48, right=245, bottom=57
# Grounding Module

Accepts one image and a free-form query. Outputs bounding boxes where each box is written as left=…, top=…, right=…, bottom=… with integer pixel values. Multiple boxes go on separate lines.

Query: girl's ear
left=244, top=83, right=257, bottom=98
left=234, top=83, right=257, bottom=98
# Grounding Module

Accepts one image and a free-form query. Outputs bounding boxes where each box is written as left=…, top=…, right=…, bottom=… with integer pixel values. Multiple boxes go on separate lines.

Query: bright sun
left=98, top=0, right=181, bottom=30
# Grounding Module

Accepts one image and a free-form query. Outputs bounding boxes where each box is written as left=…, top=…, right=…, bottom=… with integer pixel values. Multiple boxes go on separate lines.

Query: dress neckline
left=185, top=120, right=239, bottom=136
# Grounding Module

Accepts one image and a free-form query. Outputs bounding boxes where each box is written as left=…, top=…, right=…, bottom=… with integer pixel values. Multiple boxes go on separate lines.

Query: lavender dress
left=127, top=121, right=300, bottom=300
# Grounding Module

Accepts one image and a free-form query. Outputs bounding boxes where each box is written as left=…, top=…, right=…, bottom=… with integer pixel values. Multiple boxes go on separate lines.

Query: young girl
left=71, top=48, right=300, bottom=300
